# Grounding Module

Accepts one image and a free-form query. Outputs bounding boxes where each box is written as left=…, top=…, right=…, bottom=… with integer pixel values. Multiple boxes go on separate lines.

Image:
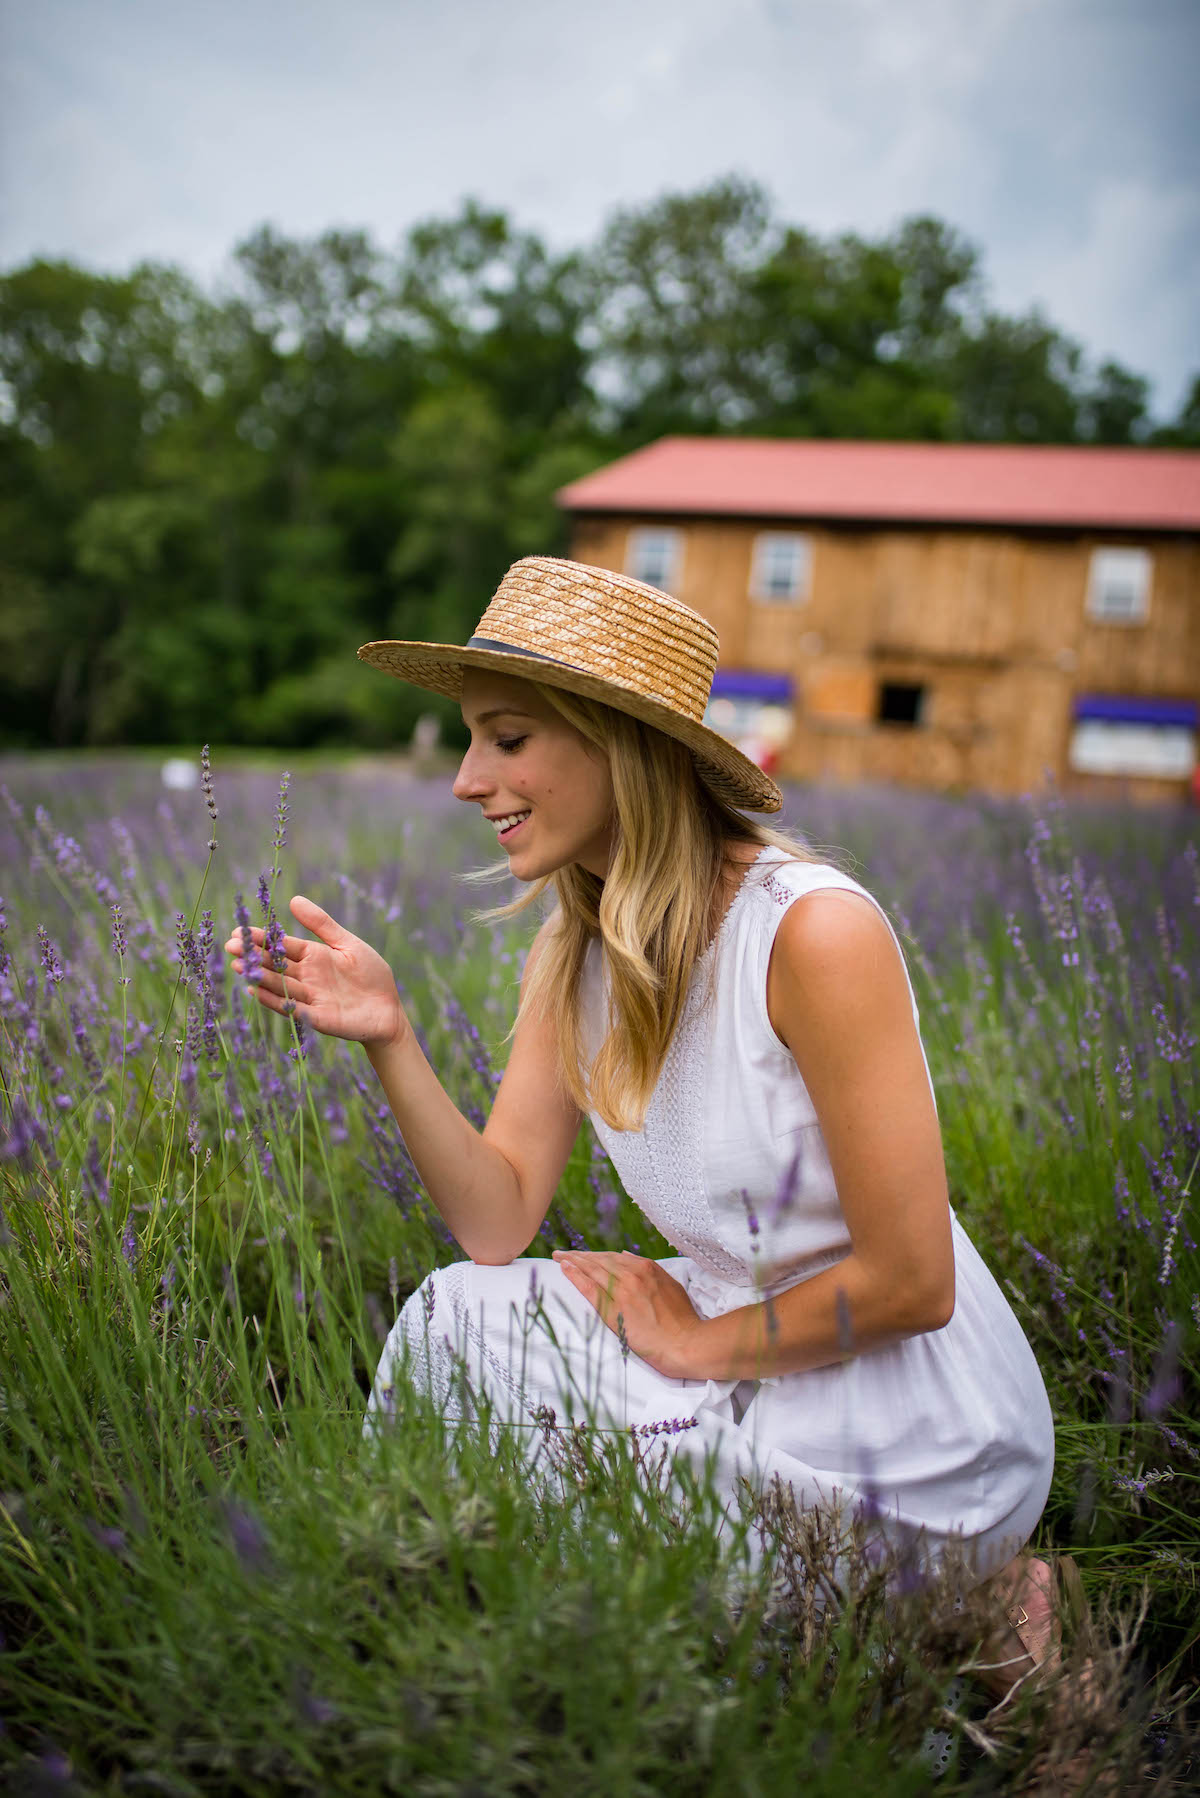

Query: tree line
left=2, top=176, right=1196, bottom=751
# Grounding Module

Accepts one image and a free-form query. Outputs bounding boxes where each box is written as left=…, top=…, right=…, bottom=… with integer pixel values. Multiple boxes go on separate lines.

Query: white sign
left=1069, top=721, right=1196, bottom=779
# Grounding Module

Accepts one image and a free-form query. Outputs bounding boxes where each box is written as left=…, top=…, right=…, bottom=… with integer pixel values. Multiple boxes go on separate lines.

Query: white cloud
left=995, top=175, right=1200, bottom=410
left=0, top=0, right=1195, bottom=414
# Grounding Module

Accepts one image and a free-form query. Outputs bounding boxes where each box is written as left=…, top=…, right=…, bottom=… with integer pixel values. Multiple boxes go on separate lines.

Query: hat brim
left=358, top=638, right=783, bottom=814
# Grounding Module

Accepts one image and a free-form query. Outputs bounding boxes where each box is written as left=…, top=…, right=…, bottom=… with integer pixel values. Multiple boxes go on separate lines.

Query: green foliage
left=1, top=183, right=1194, bottom=753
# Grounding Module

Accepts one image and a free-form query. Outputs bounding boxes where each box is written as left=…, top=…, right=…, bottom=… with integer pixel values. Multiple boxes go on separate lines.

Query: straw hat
left=358, top=556, right=783, bottom=813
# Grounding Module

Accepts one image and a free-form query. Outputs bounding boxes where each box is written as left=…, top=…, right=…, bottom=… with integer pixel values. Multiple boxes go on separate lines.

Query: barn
left=558, top=437, right=1200, bottom=802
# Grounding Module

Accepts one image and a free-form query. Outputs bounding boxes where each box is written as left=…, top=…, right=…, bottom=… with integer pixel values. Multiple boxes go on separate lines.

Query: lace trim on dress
left=761, top=869, right=800, bottom=911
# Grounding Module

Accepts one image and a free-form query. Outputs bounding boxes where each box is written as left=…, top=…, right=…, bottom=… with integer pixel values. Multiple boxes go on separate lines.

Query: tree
left=0, top=187, right=1179, bottom=752
left=1080, top=360, right=1151, bottom=444
left=1150, top=373, right=1200, bottom=446
left=949, top=311, right=1083, bottom=442
left=588, top=176, right=775, bottom=433
left=396, top=202, right=592, bottom=442
left=0, top=259, right=217, bottom=742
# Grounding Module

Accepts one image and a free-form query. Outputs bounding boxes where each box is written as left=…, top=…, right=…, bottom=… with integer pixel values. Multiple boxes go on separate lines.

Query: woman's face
left=453, top=671, right=616, bottom=880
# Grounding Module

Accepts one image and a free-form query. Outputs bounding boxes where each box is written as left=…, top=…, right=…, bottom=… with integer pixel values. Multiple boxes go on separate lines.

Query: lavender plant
left=0, top=752, right=1196, bottom=1791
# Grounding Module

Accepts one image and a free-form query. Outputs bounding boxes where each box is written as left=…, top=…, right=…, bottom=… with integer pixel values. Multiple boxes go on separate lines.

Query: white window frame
left=750, top=532, right=812, bottom=605
left=1086, top=547, right=1152, bottom=625
left=626, top=527, right=682, bottom=591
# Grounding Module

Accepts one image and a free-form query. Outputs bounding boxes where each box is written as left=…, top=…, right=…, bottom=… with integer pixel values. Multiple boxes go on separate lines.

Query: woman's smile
left=489, top=808, right=532, bottom=845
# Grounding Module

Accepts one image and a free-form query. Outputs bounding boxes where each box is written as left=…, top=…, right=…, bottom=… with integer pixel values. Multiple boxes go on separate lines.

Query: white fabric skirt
left=364, top=1216, right=1054, bottom=1581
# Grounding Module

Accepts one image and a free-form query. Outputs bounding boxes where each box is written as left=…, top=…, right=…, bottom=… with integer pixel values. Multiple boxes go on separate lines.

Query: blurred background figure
left=160, top=757, right=198, bottom=791
left=411, top=712, right=442, bottom=772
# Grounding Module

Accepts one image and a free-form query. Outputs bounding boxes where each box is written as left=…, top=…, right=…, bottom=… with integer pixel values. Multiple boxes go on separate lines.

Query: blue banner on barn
left=710, top=670, right=794, bottom=703
left=1073, top=694, right=1197, bottom=729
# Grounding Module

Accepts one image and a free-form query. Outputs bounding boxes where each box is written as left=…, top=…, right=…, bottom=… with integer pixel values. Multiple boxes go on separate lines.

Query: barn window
left=877, top=681, right=927, bottom=726
left=1086, top=548, right=1152, bottom=624
left=626, top=528, right=682, bottom=591
left=750, top=532, right=811, bottom=603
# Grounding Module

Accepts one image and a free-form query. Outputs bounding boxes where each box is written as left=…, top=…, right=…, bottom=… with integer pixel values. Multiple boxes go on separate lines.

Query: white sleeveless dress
left=365, top=847, right=1054, bottom=1577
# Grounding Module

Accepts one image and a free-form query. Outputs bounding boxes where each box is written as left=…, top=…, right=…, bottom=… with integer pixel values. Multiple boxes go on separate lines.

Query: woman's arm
left=367, top=915, right=581, bottom=1263
left=227, top=900, right=579, bottom=1264
left=555, top=889, right=954, bottom=1379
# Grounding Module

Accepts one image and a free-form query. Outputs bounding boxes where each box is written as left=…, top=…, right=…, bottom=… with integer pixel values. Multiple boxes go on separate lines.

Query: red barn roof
left=558, top=437, right=1200, bottom=532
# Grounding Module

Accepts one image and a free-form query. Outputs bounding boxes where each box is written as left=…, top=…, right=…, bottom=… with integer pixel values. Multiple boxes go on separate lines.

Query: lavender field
left=1, top=753, right=1197, bottom=1792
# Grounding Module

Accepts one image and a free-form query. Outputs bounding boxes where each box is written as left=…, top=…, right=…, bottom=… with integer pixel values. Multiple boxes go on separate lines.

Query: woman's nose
left=452, top=745, right=492, bottom=804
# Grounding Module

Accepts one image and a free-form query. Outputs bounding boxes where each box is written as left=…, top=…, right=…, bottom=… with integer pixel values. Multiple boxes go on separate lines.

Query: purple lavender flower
left=110, top=903, right=131, bottom=989
left=37, top=925, right=65, bottom=987
left=264, top=912, right=287, bottom=973
left=552, top=1205, right=587, bottom=1250
left=273, top=772, right=291, bottom=852
left=234, top=893, right=262, bottom=986
left=83, top=1136, right=109, bottom=1206
left=251, top=1116, right=273, bottom=1179
left=85, top=1519, right=128, bottom=1555
left=1, top=1097, right=52, bottom=1166
left=175, top=913, right=205, bottom=987
left=200, top=743, right=218, bottom=849
left=219, top=1498, right=274, bottom=1575
left=1151, top=1001, right=1196, bottom=1066
left=1021, top=1235, right=1074, bottom=1309
left=633, top=1415, right=698, bottom=1438
left=770, top=1148, right=803, bottom=1224
left=35, top=1746, right=73, bottom=1783
left=1144, top=1321, right=1183, bottom=1417
left=69, top=1002, right=103, bottom=1086
left=292, top=1665, right=338, bottom=1726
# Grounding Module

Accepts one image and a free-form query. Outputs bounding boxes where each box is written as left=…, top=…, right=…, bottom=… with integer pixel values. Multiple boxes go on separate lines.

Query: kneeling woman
left=227, top=556, right=1058, bottom=1688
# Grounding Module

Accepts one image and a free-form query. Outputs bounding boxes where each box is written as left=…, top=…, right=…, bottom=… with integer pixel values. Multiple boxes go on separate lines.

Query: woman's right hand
left=224, top=895, right=407, bottom=1050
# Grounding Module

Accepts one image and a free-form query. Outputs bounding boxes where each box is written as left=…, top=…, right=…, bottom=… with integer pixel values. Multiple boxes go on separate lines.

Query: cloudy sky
left=2, top=0, right=1197, bottom=417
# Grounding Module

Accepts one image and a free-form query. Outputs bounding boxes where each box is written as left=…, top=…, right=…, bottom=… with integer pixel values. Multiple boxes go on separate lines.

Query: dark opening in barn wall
left=877, top=682, right=928, bottom=726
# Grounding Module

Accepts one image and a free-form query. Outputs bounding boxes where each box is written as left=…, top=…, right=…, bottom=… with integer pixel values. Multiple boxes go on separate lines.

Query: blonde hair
left=489, top=684, right=819, bottom=1132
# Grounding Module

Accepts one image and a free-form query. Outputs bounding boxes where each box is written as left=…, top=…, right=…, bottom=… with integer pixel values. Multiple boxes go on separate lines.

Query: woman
left=226, top=556, right=1060, bottom=1695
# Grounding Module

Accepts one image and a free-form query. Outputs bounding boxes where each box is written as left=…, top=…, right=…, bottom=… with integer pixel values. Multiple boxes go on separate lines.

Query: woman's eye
left=496, top=736, right=527, bottom=755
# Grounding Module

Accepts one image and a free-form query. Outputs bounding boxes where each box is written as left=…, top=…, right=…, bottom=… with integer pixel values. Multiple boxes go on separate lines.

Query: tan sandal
left=976, top=1556, right=1111, bottom=1792
left=977, top=1552, right=1086, bottom=1708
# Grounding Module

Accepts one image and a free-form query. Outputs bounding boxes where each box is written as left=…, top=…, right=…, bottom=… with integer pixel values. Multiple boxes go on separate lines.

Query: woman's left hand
left=551, top=1250, right=706, bottom=1379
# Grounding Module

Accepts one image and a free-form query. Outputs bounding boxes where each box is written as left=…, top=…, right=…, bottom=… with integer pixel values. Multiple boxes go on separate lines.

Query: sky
left=2, top=0, right=1197, bottom=418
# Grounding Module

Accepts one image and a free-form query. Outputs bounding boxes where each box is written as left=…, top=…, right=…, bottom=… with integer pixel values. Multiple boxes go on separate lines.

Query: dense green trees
left=2, top=179, right=1194, bottom=749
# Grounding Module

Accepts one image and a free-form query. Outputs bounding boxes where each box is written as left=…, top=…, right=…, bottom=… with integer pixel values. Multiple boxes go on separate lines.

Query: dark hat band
left=465, top=635, right=585, bottom=675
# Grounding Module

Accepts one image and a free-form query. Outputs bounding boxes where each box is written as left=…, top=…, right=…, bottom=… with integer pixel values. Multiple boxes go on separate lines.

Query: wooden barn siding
left=567, top=513, right=1200, bottom=798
